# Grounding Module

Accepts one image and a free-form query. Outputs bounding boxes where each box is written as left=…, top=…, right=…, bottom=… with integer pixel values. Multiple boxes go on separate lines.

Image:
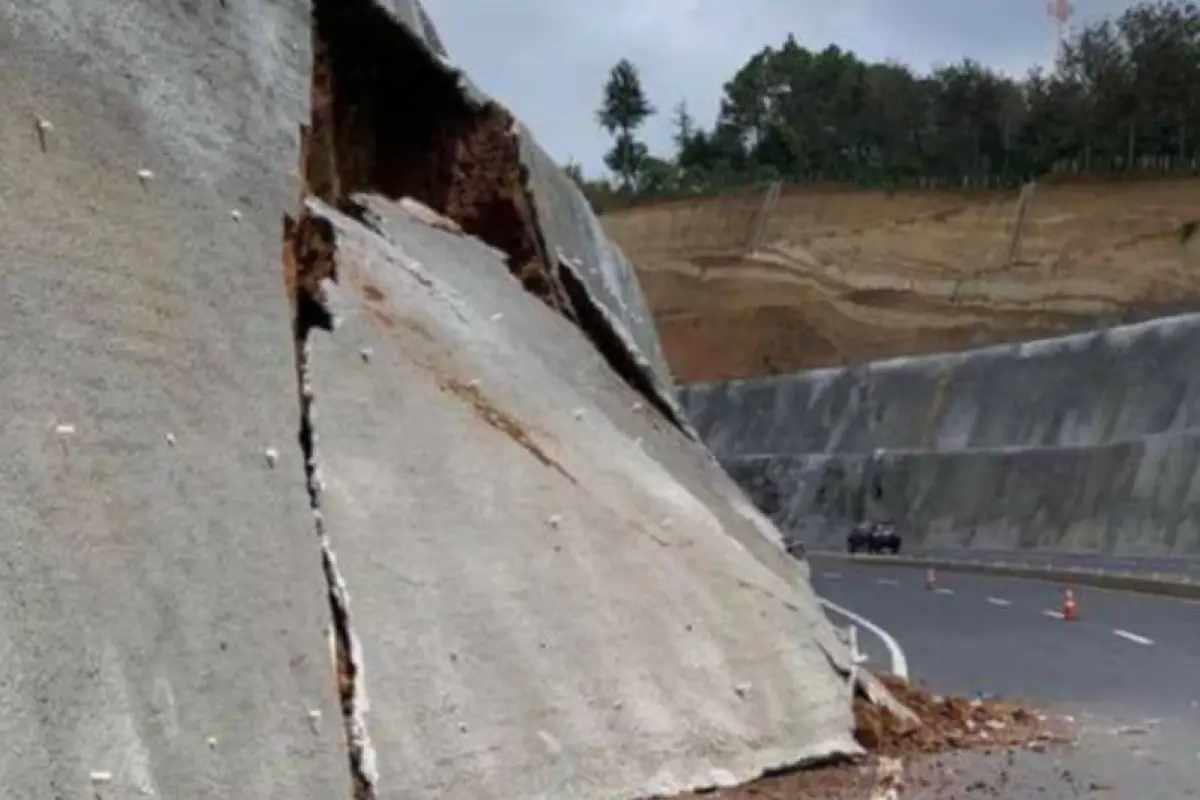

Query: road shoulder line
left=1112, top=629, right=1155, bottom=646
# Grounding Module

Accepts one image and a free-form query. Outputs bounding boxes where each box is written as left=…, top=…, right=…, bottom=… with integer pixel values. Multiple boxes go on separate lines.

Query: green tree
left=596, top=59, right=656, bottom=190
left=595, top=0, right=1200, bottom=199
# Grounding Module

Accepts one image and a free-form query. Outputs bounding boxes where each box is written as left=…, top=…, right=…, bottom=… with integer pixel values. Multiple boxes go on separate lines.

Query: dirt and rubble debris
left=309, top=0, right=563, bottom=312
left=853, top=675, right=1067, bottom=757
left=673, top=674, right=1074, bottom=799
left=304, top=0, right=691, bottom=447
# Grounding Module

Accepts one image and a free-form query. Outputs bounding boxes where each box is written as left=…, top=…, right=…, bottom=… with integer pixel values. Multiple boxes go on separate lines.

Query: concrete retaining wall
left=683, top=314, right=1200, bottom=560
left=682, top=313, right=1200, bottom=456
left=723, top=431, right=1200, bottom=557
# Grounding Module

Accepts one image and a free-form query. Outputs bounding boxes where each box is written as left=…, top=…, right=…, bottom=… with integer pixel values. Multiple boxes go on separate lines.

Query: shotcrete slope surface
left=0, top=0, right=860, bottom=797
left=0, top=2, right=348, bottom=797
left=305, top=196, right=857, bottom=798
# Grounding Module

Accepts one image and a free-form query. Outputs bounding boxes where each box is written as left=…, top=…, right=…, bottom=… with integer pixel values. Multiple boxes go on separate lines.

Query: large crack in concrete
left=285, top=2, right=785, bottom=794
left=286, top=3, right=594, bottom=794
left=286, top=209, right=377, bottom=800
left=304, top=0, right=691, bottom=439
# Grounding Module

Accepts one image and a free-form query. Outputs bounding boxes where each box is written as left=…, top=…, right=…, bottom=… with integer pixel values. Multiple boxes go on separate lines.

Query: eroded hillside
left=604, top=177, right=1200, bottom=382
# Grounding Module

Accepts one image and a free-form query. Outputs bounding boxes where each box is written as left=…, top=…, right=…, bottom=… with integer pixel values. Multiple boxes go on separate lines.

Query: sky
left=421, top=0, right=1140, bottom=177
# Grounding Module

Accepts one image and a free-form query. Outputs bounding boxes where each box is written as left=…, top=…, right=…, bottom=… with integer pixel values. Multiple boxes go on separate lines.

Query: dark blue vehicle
left=847, top=520, right=901, bottom=555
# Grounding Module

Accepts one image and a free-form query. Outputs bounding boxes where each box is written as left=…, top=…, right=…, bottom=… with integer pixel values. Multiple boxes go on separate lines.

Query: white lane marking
left=823, top=572, right=842, bottom=580
left=876, top=578, right=899, bottom=586
left=1043, top=609, right=1064, bottom=619
left=934, top=587, right=954, bottom=595
left=987, top=597, right=1012, bottom=607
left=1113, top=629, right=1155, bottom=646
left=819, top=597, right=909, bottom=680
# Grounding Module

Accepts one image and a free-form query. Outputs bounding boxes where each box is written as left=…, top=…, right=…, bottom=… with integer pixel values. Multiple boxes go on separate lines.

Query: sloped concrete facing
left=0, top=2, right=350, bottom=799
left=300, top=194, right=861, bottom=799
left=3, top=1, right=866, bottom=797
left=681, top=313, right=1200, bottom=457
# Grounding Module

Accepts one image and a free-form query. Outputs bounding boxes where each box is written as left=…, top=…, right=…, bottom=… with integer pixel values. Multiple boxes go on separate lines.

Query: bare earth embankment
left=603, top=177, right=1200, bottom=382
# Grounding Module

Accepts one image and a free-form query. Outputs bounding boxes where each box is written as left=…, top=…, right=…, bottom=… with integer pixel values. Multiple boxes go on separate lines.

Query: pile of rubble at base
left=855, top=675, right=1069, bottom=756
left=676, top=674, right=1076, bottom=799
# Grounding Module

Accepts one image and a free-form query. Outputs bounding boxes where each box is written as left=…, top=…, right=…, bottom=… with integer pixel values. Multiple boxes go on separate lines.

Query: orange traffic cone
left=1061, top=588, right=1078, bottom=621
left=925, top=568, right=936, bottom=591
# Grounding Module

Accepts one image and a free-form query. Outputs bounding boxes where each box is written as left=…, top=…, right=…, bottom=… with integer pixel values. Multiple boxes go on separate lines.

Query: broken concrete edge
left=817, top=642, right=920, bottom=730
left=637, top=737, right=863, bottom=799
left=556, top=255, right=699, bottom=441
left=812, top=551, right=1200, bottom=599
left=372, top=1, right=690, bottom=441
left=856, top=671, right=921, bottom=727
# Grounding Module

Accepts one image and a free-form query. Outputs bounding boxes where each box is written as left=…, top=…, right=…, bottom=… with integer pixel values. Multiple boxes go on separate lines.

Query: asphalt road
left=810, top=556, right=1200, bottom=797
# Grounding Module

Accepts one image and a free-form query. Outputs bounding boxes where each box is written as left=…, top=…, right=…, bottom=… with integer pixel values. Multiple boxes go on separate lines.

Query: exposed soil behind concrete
left=606, top=179, right=1200, bottom=381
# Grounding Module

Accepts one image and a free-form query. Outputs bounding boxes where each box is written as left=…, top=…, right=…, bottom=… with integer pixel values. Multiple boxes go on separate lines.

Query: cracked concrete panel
left=0, top=2, right=348, bottom=798
left=367, top=0, right=450, bottom=59
left=302, top=197, right=859, bottom=800
left=347, top=0, right=680, bottom=410
left=517, top=129, right=678, bottom=392
left=681, top=313, right=1200, bottom=456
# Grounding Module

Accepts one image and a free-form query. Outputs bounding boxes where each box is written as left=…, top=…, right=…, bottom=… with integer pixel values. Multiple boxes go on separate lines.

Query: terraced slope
left=604, top=179, right=1200, bottom=382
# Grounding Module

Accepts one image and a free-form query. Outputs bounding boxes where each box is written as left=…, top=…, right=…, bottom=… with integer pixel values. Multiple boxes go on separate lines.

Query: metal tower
left=1047, top=0, right=1075, bottom=64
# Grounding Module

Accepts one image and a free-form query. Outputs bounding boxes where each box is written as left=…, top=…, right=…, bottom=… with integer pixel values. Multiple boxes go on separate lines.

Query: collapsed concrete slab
left=0, top=2, right=350, bottom=798
left=294, top=194, right=860, bottom=799
left=682, top=313, right=1200, bottom=456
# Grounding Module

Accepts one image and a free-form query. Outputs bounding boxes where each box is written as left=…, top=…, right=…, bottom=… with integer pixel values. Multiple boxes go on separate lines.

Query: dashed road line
left=1112, top=629, right=1155, bottom=646
left=986, top=597, right=1012, bottom=607
left=934, top=587, right=955, bottom=595
left=876, top=578, right=899, bottom=586
left=1042, top=609, right=1065, bottom=620
left=819, top=598, right=910, bottom=680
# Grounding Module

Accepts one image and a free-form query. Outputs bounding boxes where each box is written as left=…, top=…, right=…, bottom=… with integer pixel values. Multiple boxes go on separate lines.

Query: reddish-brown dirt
left=603, top=177, right=1200, bottom=382
left=675, top=675, right=1074, bottom=799
left=309, top=0, right=558, bottom=307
